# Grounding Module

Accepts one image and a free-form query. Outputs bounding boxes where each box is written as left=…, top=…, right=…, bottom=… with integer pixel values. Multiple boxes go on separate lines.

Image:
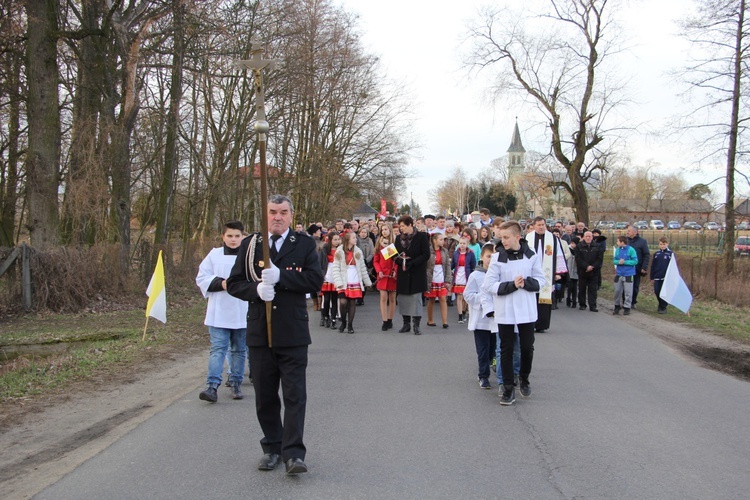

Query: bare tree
left=465, top=0, right=627, bottom=225
left=0, top=0, right=25, bottom=247
left=677, top=0, right=750, bottom=273
left=25, top=0, right=63, bottom=249
left=429, top=166, right=470, bottom=215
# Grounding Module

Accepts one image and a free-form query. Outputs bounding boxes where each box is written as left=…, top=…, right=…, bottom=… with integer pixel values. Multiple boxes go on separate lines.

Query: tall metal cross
left=236, top=39, right=277, bottom=347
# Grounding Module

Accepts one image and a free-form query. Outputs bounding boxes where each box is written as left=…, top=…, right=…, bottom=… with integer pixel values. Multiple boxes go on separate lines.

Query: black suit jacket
left=227, top=231, right=324, bottom=347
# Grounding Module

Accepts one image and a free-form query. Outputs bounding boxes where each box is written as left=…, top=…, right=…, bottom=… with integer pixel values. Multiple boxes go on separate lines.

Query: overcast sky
left=336, top=0, right=733, bottom=213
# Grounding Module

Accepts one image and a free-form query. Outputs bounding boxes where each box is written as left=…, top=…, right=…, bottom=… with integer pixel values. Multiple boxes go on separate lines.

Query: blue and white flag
left=660, top=256, right=692, bottom=314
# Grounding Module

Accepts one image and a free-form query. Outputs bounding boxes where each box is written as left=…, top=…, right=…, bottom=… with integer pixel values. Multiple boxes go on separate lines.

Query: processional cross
left=236, top=39, right=277, bottom=347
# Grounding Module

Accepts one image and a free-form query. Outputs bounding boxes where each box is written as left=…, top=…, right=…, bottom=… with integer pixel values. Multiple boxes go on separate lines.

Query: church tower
left=507, top=119, right=526, bottom=183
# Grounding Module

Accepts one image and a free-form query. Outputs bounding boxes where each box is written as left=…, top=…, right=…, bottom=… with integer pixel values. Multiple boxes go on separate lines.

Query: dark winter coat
left=627, top=234, right=651, bottom=273
left=575, top=240, right=603, bottom=277
left=394, top=230, right=430, bottom=295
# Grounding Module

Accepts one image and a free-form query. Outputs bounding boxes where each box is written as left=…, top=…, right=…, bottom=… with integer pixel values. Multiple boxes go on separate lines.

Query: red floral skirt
left=452, top=285, right=466, bottom=294
left=424, top=282, right=448, bottom=298
left=321, top=282, right=337, bottom=293
left=338, top=283, right=363, bottom=299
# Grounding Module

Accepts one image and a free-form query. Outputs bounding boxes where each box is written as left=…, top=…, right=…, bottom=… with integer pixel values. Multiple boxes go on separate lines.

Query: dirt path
left=1, top=306, right=749, bottom=499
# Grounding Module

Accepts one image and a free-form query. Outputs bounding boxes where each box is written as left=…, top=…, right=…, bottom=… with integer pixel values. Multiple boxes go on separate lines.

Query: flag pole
left=142, top=317, right=150, bottom=342
left=236, top=40, right=277, bottom=347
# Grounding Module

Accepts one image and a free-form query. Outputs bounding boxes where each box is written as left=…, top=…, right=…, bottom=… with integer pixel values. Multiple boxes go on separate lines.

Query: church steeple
left=507, top=118, right=525, bottom=181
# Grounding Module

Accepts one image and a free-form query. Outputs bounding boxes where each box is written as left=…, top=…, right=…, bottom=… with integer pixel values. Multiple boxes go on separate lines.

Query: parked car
left=682, top=221, right=701, bottom=230
left=737, top=221, right=749, bottom=230
left=704, top=221, right=720, bottom=230
left=666, top=220, right=681, bottom=230
left=518, top=219, right=527, bottom=229
left=735, top=236, right=750, bottom=256
left=649, top=220, right=665, bottom=230
left=615, top=222, right=629, bottom=230
left=634, top=221, right=649, bottom=230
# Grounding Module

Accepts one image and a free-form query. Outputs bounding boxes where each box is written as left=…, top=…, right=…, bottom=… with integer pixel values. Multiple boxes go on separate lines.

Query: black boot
left=398, top=315, right=411, bottom=333
left=386, top=319, right=393, bottom=330
left=330, top=317, right=337, bottom=329
left=413, top=316, right=421, bottom=335
left=199, top=384, right=219, bottom=403
left=381, top=321, right=388, bottom=331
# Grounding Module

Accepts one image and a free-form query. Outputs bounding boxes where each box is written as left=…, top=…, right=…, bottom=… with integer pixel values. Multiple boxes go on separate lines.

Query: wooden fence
left=0, top=243, right=33, bottom=311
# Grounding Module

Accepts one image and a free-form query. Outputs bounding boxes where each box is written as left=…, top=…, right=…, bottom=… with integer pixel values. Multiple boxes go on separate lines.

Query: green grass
left=599, top=270, right=750, bottom=344
left=0, top=296, right=207, bottom=401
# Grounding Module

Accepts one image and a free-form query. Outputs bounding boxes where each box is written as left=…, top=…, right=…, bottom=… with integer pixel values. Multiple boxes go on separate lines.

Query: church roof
left=507, top=121, right=526, bottom=153
left=353, top=202, right=378, bottom=215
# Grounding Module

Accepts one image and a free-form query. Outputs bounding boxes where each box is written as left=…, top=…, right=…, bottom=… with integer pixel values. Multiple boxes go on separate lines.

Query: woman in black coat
left=394, top=215, right=431, bottom=334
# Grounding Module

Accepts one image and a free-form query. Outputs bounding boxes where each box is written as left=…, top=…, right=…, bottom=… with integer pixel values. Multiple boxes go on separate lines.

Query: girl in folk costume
left=319, top=231, right=341, bottom=329
left=332, top=231, right=373, bottom=333
left=373, top=223, right=398, bottom=331
left=452, top=236, right=477, bottom=324
left=425, top=232, right=453, bottom=328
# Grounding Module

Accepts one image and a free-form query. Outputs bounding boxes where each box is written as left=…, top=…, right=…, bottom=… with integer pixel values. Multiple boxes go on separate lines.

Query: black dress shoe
left=285, top=457, right=308, bottom=474
left=257, top=453, right=281, bottom=471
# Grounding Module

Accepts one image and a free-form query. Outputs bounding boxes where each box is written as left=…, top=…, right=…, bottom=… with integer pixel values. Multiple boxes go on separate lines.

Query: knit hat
left=571, top=236, right=580, bottom=245
left=307, top=224, right=320, bottom=235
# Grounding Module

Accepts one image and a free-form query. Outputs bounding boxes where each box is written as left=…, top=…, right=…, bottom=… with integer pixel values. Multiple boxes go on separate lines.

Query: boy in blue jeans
left=613, top=235, right=638, bottom=315
left=196, top=221, right=248, bottom=402
left=650, top=236, right=674, bottom=314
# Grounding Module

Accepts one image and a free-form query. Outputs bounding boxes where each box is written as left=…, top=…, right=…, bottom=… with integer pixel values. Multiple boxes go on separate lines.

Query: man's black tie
left=270, top=234, right=281, bottom=259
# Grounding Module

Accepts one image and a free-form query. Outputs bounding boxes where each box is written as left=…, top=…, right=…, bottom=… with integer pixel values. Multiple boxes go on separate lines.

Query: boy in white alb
left=196, top=221, right=249, bottom=403
left=482, top=221, right=546, bottom=406
left=463, top=243, right=497, bottom=389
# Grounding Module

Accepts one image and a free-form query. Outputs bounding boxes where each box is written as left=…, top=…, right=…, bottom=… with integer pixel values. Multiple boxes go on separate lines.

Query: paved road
left=37, top=297, right=750, bottom=499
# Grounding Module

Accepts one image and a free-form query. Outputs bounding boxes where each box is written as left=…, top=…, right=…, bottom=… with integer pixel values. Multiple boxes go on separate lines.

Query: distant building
left=735, top=198, right=750, bottom=222
left=352, top=202, right=378, bottom=222
left=590, top=198, right=714, bottom=223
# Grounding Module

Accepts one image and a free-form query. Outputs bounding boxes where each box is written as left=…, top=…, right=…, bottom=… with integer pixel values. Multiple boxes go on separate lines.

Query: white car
left=704, top=221, right=720, bottom=230
left=649, top=220, right=665, bottom=230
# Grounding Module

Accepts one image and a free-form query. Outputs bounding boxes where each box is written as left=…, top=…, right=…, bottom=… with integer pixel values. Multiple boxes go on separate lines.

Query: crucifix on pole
left=236, top=39, right=277, bottom=347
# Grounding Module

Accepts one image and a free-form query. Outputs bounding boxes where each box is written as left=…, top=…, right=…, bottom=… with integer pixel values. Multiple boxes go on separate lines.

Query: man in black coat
left=575, top=231, right=603, bottom=312
left=626, top=225, right=650, bottom=308
left=394, top=215, right=431, bottom=334
left=227, top=194, right=324, bottom=476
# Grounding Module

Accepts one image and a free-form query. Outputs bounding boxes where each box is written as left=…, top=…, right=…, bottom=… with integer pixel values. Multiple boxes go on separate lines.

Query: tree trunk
left=25, top=0, right=61, bottom=249
left=153, top=0, right=185, bottom=246
left=0, top=57, right=21, bottom=247
left=724, top=0, right=745, bottom=275
left=62, top=0, right=104, bottom=246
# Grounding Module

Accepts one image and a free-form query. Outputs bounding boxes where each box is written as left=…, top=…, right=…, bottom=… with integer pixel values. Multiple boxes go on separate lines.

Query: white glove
left=257, top=282, right=275, bottom=302
left=261, top=262, right=280, bottom=284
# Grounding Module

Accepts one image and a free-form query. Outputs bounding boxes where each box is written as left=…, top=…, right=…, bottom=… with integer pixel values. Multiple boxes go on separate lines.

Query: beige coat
left=332, top=245, right=373, bottom=290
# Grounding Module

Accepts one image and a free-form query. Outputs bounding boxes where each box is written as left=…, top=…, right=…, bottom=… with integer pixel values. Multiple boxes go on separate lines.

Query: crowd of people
left=192, top=200, right=678, bottom=473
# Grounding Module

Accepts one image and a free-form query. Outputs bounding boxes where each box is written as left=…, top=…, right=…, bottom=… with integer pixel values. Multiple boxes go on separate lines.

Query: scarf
left=399, top=231, right=415, bottom=250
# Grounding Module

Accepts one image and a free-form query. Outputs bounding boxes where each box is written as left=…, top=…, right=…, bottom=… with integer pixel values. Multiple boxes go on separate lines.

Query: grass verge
left=599, top=272, right=750, bottom=344
left=0, top=296, right=206, bottom=402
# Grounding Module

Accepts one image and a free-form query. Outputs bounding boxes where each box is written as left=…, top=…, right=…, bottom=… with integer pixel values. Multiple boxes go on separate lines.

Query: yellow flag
left=380, top=243, right=398, bottom=260
left=145, top=250, right=167, bottom=323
